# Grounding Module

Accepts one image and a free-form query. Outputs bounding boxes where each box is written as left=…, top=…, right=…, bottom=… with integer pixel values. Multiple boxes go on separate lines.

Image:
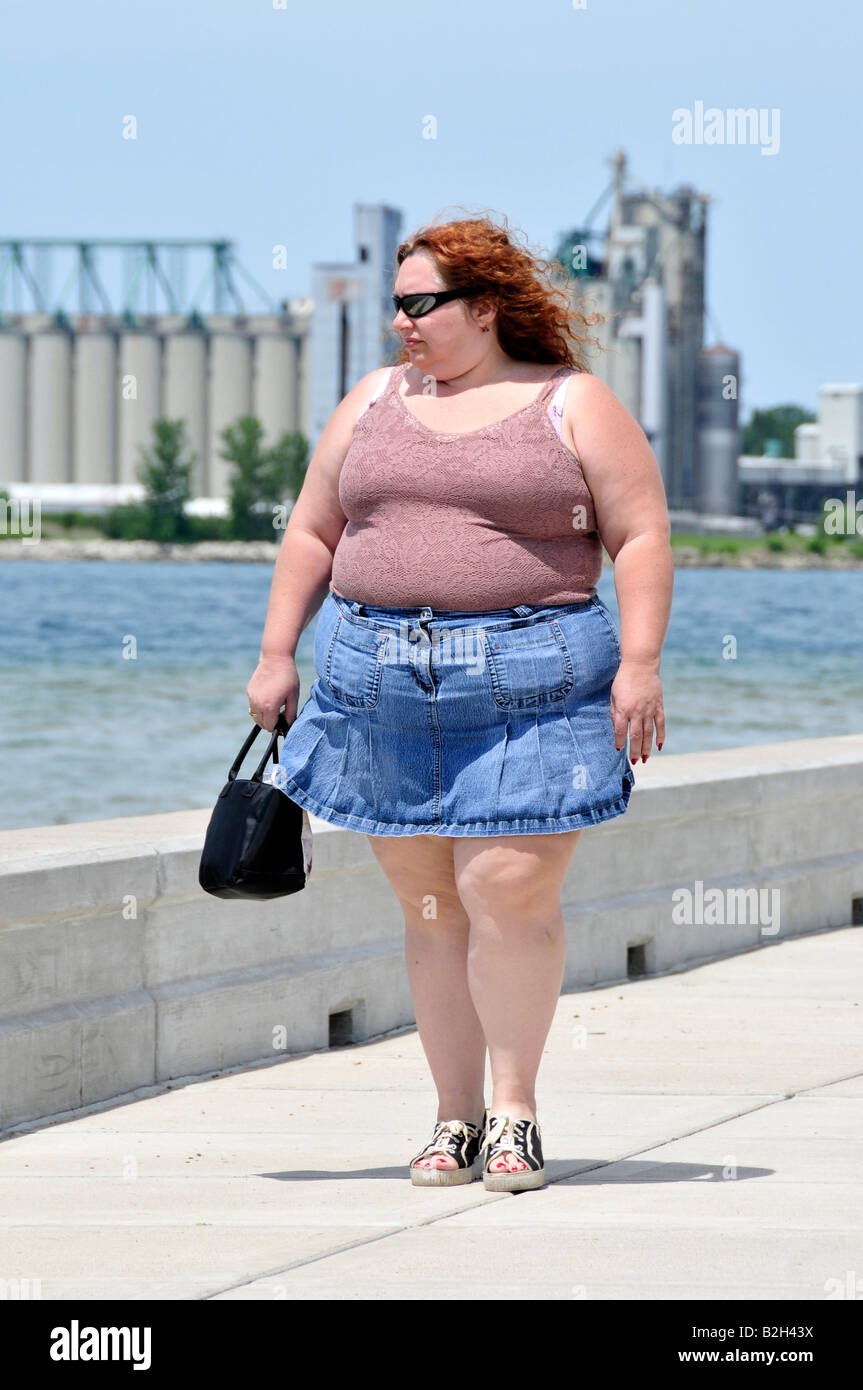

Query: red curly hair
left=391, top=207, right=606, bottom=372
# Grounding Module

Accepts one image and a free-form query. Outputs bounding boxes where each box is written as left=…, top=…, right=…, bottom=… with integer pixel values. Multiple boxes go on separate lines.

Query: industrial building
left=307, top=204, right=403, bottom=451
left=738, top=383, right=863, bottom=527
left=1, top=161, right=860, bottom=522
left=0, top=239, right=312, bottom=510
left=556, top=152, right=861, bottom=523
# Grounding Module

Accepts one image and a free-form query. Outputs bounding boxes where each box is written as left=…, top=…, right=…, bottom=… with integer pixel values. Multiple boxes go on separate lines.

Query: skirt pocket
left=480, top=619, right=574, bottom=709
left=324, top=617, right=390, bottom=709
left=554, top=602, right=621, bottom=695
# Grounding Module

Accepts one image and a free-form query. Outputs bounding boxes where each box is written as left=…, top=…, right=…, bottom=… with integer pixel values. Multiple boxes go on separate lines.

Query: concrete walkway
left=1, top=925, right=861, bottom=1301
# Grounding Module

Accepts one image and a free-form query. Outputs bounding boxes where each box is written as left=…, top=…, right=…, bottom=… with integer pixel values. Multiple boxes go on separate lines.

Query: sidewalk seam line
left=202, top=1080, right=852, bottom=1300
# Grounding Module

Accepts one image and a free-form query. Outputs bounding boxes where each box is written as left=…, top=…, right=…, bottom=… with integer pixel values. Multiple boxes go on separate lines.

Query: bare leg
left=366, top=833, right=486, bottom=1170
left=454, top=830, right=582, bottom=1173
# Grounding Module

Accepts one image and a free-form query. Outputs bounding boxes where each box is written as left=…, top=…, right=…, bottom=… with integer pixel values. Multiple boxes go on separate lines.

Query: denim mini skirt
left=273, top=589, right=636, bottom=837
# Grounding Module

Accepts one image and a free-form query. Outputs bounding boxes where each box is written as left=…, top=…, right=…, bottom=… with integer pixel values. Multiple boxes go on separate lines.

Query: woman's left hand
left=610, top=661, right=665, bottom=763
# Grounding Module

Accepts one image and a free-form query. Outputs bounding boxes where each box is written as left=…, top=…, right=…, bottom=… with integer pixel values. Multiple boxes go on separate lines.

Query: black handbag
left=198, top=713, right=313, bottom=900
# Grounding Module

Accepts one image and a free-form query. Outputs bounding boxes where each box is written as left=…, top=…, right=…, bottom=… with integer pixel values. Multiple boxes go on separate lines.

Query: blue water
left=1, top=561, right=861, bottom=831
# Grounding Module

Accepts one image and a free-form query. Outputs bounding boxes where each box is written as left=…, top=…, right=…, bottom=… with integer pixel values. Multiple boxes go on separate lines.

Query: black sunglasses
left=391, top=287, right=484, bottom=319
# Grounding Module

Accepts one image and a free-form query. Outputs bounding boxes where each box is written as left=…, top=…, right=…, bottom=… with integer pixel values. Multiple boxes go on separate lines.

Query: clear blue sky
left=1, top=0, right=857, bottom=421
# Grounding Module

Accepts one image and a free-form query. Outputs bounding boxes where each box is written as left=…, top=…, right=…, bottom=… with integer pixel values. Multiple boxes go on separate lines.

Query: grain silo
left=208, top=324, right=253, bottom=497
left=252, top=321, right=299, bottom=446
left=162, top=320, right=208, bottom=493
left=117, top=325, right=162, bottom=487
left=0, top=327, right=27, bottom=483
left=29, top=323, right=72, bottom=483
left=0, top=236, right=322, bottom=503
left=696, top=343, right=741, bottom=516
left=73, top=322, right=116, bottom=484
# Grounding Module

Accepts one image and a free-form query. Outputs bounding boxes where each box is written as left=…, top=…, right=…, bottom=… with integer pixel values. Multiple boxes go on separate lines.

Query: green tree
left=742, top=405, right=816, bottom=458
left=136, top=419, right=196, bottom=541
left=220, top=417, right=309, bottom=541
left=100, top=420, right=196, bottom=541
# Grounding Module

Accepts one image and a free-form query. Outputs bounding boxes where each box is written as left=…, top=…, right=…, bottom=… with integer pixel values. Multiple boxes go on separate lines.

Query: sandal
left=482, top=1112, right=546, bottom=1192
left=409, top=1117, right=485, bottom=1186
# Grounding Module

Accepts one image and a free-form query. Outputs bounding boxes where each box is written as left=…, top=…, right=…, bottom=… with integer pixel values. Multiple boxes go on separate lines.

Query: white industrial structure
left=0, top=239, right=312, bottom=507
left=568, top=154, right=862, bottom=517
left=2, top=182, right=859, bottom=522
left=555, top=149, right=741, bottom=515
left=0, top=310, right=310, bottom=500
left=739, top=384, right=863, bottom=488
left=307, top=204, right=403, bottom=453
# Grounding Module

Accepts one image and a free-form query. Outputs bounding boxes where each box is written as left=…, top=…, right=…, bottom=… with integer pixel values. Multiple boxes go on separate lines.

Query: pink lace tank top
left=329, top=361, right=603, bottom=611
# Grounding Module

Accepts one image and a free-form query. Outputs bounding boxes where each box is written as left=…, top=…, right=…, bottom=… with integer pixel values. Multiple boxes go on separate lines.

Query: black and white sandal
left=482, top=1113, right=546, bottom=1192
left=409, top=1117, right=485, bottom=1186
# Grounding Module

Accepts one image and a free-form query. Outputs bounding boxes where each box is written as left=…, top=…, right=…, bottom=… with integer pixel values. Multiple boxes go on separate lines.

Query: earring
left=481, top=325, right=490, bottom=333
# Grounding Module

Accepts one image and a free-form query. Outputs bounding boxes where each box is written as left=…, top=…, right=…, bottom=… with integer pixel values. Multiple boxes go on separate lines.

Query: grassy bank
left=670, top=530, right=863, bottom=560
left=3, top=523, right=863, bottom=566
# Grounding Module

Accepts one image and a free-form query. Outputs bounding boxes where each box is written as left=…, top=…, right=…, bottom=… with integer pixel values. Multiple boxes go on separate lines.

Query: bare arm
left=246, top=367, right=390, bottom=730
left=566, top=372, right=673, bottom=761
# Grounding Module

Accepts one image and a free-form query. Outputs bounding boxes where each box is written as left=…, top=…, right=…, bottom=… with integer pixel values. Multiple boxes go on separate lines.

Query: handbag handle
left=227, top=711, right=290, bottom=785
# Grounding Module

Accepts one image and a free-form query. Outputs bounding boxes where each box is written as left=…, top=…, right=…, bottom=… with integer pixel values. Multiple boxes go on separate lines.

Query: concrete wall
left=1, top=734, right=862, bottom=1133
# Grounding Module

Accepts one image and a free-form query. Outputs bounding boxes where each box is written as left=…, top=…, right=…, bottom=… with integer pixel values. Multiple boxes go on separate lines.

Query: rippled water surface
left=1, top=562, right=861, bottom=829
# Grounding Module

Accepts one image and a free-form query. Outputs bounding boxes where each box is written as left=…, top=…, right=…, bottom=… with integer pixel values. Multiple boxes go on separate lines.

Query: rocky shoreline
left=1, top=537, right=863, bottom=568
left=0, top=539, right=282, bottom=562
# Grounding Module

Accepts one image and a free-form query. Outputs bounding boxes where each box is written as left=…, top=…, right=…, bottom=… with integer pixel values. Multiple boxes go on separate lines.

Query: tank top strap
left=357, top=365, right=395, bottom=420
left=538, top=364, right=573, bottom=399
left=550, top=371, right=573, bottom=406
left=370, top=366, right=394, bottom=403
left=545, top=369, right=577, bottom=441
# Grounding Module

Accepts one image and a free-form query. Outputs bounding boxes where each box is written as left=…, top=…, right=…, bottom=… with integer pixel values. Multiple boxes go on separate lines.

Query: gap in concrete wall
left=627, top=942, right=652, bottom=978
left=329, top=1009, right=354, bottom=1046
left=328, top=1002, right=367, bottom=1046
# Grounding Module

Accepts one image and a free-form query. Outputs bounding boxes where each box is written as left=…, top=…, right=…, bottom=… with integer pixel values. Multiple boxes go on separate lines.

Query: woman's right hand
left=246, top=653, right=300, bottom=733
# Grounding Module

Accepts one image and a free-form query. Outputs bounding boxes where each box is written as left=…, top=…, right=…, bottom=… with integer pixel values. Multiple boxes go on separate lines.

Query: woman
left=247, top=213, right=672, bottom=1193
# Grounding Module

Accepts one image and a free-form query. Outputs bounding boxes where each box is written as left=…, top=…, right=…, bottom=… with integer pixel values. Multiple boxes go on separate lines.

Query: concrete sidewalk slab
left=0, top=925, right=860, bottom=1301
